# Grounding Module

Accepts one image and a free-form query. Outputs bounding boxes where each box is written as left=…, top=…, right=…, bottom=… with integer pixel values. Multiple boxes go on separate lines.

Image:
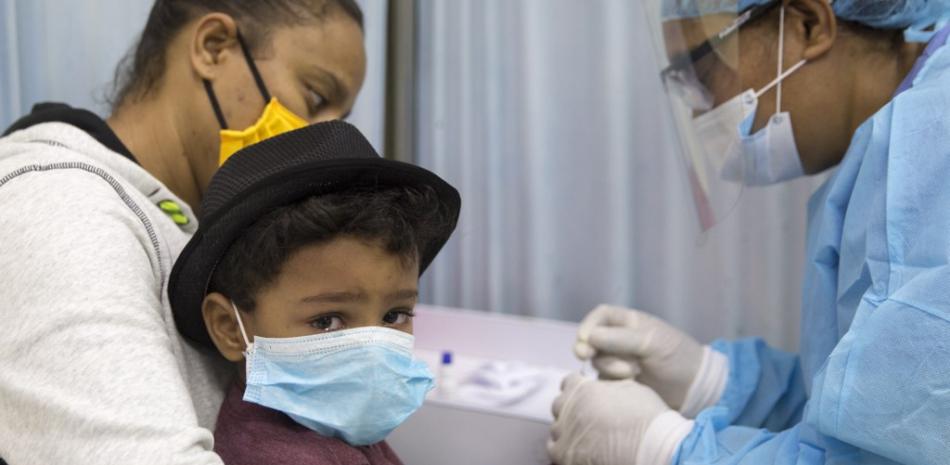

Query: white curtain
left=0, top=0, right=154, bottom=128
left=0, top=0, right=388, bottom=151
left=415, top=0, right=828, bottom=351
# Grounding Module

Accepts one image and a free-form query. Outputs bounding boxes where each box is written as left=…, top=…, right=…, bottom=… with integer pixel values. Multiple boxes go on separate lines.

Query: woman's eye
left=310, top=315, right=344, bottom=332
left=383, top=310, right=414, bottom=326
left=306, top=88, right=326, bottom=116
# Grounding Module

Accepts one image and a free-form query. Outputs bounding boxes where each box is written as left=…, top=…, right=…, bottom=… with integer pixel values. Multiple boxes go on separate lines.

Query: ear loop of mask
left=203, top=80, right=229, bottom=130
left=754, top=5, right=806, bottom=103
left=231, top=302, right=253, bottom=351
left=203, top=30, right=273, bottom=130
left=776, top=5, right=785, bottom=112
left=235, top=31, right=272, bottom=104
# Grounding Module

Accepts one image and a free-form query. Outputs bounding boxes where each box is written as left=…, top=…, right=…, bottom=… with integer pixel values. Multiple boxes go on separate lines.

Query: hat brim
left=168, top=158, right=460, bottom=349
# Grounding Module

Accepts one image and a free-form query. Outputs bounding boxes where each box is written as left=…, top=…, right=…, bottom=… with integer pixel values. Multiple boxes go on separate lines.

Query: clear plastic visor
left=646, top=1, right=778, bottom=230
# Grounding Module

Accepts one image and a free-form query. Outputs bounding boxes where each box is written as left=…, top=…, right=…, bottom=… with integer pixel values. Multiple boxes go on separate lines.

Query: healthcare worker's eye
left=382, top=309, right=415, bottom=326
left=693, top=51, right=729, bottom=91
left=310, top=314, right=344, bottom=332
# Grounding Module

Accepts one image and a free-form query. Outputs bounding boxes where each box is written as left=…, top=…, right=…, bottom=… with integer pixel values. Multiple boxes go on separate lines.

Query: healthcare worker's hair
left=209, top=185, right=452, bottom=312
left=111, top=0, right=364, bottom=107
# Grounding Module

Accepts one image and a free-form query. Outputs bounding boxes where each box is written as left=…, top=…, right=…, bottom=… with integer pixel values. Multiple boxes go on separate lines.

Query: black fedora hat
left=168, top=121, right=460, bottom=348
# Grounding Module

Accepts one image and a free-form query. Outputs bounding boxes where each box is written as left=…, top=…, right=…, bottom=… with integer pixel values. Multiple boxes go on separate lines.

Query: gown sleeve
left=709, top=338, right=808, bottom=431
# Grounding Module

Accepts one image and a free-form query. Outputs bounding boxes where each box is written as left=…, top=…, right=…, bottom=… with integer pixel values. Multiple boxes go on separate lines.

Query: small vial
left=439, top=350, right=458, bottom=398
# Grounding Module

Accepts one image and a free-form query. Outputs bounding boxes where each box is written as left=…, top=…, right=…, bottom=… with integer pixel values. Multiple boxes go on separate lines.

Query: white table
left=388, top=305, right=582, bottom=465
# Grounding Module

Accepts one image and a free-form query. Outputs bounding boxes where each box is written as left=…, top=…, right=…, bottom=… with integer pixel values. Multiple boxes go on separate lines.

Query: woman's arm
left=805, top=266, right=950, bottom=465
left=674, top=290, right=950, bottom=465
left=673, top=420, right=826, bottom=465
left=0, top=168, right=223, bottom=465
left=710, top=338, right=807, bottom=431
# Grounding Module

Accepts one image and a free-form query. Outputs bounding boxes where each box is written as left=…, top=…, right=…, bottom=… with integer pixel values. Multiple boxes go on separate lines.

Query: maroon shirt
left=214, top=381, right=405, bottom=465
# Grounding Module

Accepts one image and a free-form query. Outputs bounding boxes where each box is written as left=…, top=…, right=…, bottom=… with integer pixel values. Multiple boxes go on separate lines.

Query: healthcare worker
left=548, top=0, right=950, bottom=464
left=0, top=1, right=365, bottom=463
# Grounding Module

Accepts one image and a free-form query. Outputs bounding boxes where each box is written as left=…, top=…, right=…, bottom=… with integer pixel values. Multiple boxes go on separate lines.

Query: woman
left=0, top=1, right=365, bottom=463
left=548, top=0, right=950, bottom=464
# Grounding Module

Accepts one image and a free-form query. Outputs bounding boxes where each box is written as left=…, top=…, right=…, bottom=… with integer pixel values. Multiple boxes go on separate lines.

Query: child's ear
left=202, top=292, right=249, bottom=362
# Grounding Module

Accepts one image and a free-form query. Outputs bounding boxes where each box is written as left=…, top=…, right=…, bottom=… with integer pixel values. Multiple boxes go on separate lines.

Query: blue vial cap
left=441, top=351, right=453, bottom=365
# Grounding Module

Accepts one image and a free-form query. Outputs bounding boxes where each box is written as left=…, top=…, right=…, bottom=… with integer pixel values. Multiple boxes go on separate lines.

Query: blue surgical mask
left=714, top=85, right=806, bottom=187
left=706, top=6, right=808, bottom=186
left=232, top=303, right=434, bottom=446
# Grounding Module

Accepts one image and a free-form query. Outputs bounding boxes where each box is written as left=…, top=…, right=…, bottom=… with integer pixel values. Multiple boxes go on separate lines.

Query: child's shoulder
left=214, top=382, right=405, bottom=465
left=214, top=415, right=405, bottom=465
left=213, top=407, right=346, bottom=465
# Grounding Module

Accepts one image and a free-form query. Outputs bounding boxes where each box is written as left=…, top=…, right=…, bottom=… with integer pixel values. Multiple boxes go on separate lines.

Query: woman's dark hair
left=111, top=0, right=363, bottom=107
left=210, top=185, right=452, bottom=312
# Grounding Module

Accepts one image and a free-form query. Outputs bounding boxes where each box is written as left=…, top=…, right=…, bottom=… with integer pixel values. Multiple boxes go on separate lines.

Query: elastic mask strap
left=236, top=30, right=272, bottom=104
left=203, top=80, right=229, bottom=130
left=201, top=30, right=271, bottom=131
left=755, top=60, right=806, bottom=100
left=756, top=6, right=807, bottom=103
left=231, top=302, right=253, bottom=350
left=776, top=5, right=785, bottom=113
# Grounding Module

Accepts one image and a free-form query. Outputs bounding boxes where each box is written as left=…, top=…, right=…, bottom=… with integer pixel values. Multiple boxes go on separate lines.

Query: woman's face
left=189, top=14, right=367, bottom=197
left=215, top=20, right=367, bottom=130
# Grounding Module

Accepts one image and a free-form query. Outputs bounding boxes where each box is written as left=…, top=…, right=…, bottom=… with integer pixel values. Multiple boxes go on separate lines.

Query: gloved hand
left=574, top=305, right=728, bottom=415
left=547, top=373, right=695, bottom=465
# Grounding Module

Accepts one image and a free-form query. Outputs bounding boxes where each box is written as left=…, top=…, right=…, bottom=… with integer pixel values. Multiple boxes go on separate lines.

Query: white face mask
left=696, top=6, right=808, bottom=187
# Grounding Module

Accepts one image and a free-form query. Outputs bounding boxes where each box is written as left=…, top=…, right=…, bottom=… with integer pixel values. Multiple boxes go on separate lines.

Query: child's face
left=203, top=236, right=420, bottom=361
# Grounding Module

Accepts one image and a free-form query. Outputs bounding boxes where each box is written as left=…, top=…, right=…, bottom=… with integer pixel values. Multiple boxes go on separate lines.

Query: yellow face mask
left=204, top=31, right=310, bottom=166
left=216, top=97, right=307, bottom=165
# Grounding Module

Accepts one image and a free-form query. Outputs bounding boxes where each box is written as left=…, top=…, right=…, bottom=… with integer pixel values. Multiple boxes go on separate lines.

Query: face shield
left=643, top=0, right=779, bottom=230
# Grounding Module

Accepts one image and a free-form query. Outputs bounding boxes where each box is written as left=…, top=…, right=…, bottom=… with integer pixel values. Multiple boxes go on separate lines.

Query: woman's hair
left=110, top=0, right=363, bottom=107
left=209, top=185, right=453, bottom=312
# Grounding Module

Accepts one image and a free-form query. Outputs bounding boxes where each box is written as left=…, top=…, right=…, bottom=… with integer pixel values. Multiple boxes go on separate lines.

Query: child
left=168, top=121, right=460, bottom=465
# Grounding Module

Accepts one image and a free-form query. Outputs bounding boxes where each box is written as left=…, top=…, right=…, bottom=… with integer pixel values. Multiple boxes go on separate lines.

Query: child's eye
left=383, top=309, right=415, bottom=326
left=310, top=314, right=344, bottom=332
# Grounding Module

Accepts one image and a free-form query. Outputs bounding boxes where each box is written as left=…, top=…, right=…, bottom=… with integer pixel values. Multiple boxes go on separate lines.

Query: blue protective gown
left=673, top=25, right=950, bottom=465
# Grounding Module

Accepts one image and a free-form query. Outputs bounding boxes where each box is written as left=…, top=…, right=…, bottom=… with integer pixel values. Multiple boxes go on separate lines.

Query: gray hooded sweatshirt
left=0, top=118, right=230, bottom=464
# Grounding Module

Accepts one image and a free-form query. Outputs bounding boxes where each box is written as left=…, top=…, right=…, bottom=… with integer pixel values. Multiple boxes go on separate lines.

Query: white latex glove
left=547, top=373, right=695, bottom=465
left=574, top=305, right=728, bottom=415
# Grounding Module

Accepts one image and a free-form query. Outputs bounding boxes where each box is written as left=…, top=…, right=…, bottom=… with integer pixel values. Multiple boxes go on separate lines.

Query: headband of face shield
left=658, top=2, right=807, bottom=230
left=231, top=303, right=434, bottom=446
left=203, top=32, right=308, bottom=166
